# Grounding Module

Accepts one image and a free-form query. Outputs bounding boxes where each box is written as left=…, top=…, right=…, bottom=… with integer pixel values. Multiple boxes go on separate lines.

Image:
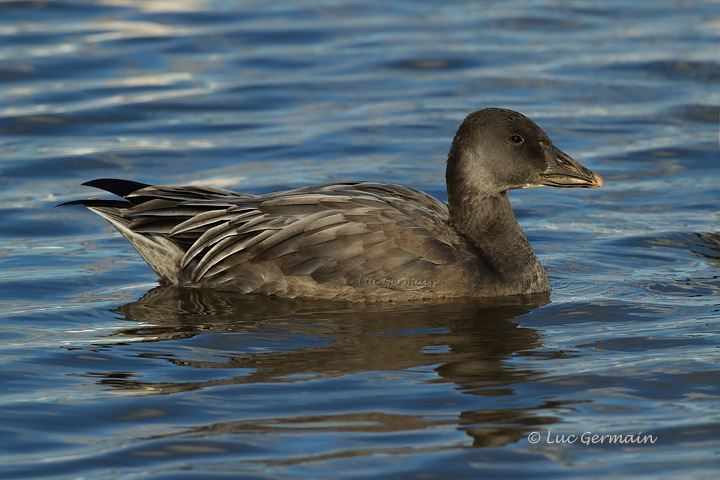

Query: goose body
left=63, top=108, right=602, bottom=301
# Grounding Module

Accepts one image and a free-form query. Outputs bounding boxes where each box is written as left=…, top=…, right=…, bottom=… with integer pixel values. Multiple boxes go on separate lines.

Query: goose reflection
left=99, top=287, right=555, bottom=448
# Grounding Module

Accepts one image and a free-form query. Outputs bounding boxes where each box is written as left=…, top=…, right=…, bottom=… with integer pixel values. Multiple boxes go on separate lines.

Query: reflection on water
left=103, top=287, right=550, bottom=449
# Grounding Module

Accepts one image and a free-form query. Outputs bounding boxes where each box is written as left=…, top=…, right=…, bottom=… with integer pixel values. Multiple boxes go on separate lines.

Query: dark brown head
left=446, top=108, right=602, bottom=203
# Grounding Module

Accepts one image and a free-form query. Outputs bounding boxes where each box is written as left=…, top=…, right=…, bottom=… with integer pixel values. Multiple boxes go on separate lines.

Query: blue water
left=2, top=0, right=719, bottom=478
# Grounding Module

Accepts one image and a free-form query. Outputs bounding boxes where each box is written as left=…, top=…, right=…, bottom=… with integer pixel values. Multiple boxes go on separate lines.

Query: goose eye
left=510, top=135, right=524, bottom=144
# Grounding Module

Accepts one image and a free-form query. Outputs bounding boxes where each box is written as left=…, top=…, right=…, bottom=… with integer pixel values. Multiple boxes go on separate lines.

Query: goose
left=61, top=108, right=602, bottom=301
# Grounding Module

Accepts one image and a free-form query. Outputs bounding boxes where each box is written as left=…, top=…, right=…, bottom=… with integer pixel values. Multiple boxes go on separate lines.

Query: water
left=1, top=0, right=719, bottom=478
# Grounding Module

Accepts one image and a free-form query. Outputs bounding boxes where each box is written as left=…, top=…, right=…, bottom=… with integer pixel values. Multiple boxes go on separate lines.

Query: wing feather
left=170, top=210, right=239, bottom=235
left=70, top=178, right=470, bottom=296
left=191, top=229, right=275, bottom=282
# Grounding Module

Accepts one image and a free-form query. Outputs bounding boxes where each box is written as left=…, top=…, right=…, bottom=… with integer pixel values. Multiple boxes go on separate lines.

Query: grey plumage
left=62, top=108, right=602, bottom=301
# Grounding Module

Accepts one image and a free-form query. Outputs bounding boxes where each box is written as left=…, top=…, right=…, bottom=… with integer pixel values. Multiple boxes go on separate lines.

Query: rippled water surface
left=2, top=1, right=720, bottom=478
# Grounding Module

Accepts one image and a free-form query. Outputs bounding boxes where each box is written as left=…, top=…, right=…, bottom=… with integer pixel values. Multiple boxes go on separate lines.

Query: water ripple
left=1, top=1, right=720, bottom=479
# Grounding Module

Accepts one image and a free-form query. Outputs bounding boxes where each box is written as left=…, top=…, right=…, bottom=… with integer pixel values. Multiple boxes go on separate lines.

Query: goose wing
left=170, top=182, right=463, bottom=291
left=70, top=180, right=470, bottom=294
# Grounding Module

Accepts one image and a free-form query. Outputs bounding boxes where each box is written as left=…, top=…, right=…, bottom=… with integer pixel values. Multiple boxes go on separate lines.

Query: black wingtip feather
left=82, top=178, right=151, bottom=198
left=56, top=199, right=131, bottom=208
